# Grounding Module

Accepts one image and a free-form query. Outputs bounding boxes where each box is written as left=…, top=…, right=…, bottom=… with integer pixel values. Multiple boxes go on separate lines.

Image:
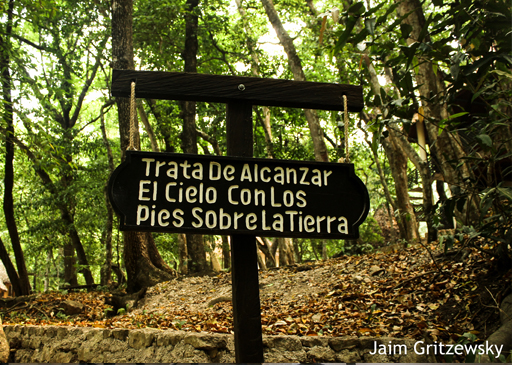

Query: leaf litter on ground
left=2, top=243, right=509, bottom=344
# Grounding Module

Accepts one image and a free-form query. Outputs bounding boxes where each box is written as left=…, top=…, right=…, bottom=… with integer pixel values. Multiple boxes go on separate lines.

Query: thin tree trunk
left=359, top=117, right=398, bottom=213
left=388, top=126, right=437, bottom=242
left=100, top=104, right=114, bottom=286
left=321, top=240, right=328, bottom=260
left=221, top=235, right=230, bottom=270
left=382, top=137, right=420, bottom=243
left=256, top=249, right=267, bottom=271
left=254, top=107, right=274, bottom=158
left=236, top=0, right=274, bottom=159
left=260, top=0, right=328, bottom=162
left=146, top=99, right=175, bottom=153
left=178, top=233, right=188, bottom=274
left=256, top=237, right=276, bottom=268
left=181, top=0, right=207, bottom=274
left=277, top=238, right=294, bottom=266
left=62, top=209, right=95, bottom=285
left=137, top=100, right=160, bottom=152
left=63, top=241, right=78, bottom=286
left=44, top=250, right=51, bottom=292
left=0, top=238, right=21, bottom=297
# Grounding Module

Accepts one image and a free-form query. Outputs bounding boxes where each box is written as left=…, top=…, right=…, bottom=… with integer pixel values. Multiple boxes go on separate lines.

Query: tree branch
left=138, top=100, right=160, bottom=152
left=70, top=35, right=109, bottom=127
left=196, top=128, right=221, bottom=156
left=10, top=33, right=55, bottom=52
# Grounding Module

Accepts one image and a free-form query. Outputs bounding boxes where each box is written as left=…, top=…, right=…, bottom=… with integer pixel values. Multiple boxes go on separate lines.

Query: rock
left=500, top=293, right=512, bottom=325
left=0, top=318, right=9, bottom=362
left=184, top=333, right=227, bottom=350
left=59, top=300, right=84, bottom=315
left=301, top=336, right=328, bottom=348
left=307, top=345, right=337, bottom=362
left=128, top=330, right=147, bottom=350
left=481, top=293, right=512, bottom=362
left=328, top=337, right=359, bottom=351
left=271, top=336, right=302, bottom=351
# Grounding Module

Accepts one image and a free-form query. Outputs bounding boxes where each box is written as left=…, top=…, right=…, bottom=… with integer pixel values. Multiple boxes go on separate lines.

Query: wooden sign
left=111, top=70, right=364, bottom=112
left=111, top=70, right=365, bottom=363
left=108, top=151, right=369, bottom=239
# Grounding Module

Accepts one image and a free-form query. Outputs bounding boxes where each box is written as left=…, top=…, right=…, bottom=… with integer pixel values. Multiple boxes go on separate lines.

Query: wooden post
left=226, top=101, right=264, bottom=363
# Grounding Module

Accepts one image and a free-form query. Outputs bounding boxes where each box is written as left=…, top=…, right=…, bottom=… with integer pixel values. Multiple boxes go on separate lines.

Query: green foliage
left=0, top=0, right=510, bottom=290
left=359, top=216, right=384, bottom=246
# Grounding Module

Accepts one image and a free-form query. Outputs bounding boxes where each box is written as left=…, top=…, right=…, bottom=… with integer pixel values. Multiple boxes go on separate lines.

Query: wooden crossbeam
left=112, top=70, right=364, bottom=112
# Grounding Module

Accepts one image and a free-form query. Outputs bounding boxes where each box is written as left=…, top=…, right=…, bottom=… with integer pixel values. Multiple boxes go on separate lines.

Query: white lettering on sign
left=136, top=204, right=349, bottom=234
left=131, top=158, right=352, bottom=236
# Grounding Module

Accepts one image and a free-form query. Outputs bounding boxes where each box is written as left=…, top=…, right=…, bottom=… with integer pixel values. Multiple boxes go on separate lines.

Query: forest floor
left=1, top=242, right=511, bottom=345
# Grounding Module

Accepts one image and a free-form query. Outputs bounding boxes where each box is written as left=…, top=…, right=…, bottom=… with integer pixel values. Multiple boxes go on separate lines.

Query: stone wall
left=4, top=325, right=434, bottom=363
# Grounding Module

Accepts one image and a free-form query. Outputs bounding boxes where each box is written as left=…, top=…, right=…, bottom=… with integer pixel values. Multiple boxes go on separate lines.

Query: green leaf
left=490, top=69, right=512, bottom=79
left=480, top=194, right=494, bottom=220
left=471, top=82, right=497, bottom=102
left=497, top=187, right=512, bottom=202
left=400, top=24, right=412, bottom=39
left=464, top=53, right=499, bottom=75
left=439, top=112, right=469, bottom=127
left=335, top=17, right=357, bottom=54
left=450, top=64, right=460, bottom=80
left=417, top=14, right=432, bottom=43
left=348, top=2, right=365, bottom=15
left=365, top=1, right=386, bottom=17
left=351, top=28, right=369, bottom=46
left=475, top=134, right=493, bottom=149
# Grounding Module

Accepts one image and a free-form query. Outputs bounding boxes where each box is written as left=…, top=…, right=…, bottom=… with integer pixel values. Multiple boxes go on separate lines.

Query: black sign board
left=109, top=150, right=369, bottom=239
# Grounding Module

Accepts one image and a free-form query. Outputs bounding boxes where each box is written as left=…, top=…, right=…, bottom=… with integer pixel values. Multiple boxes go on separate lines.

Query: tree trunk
left=278, top=238, right=294, bottom=266
left=0, top=238, right=21, bottom=297
left=221, top=235, right=230, bottom=270
left=44, top=250, right=51, bottom=292
left=0, top=0, right=31, bottom=296
left=63, top=241, right=78, bottom=286
left=321, top=240, right=328, bottom=260
left=100, top=105, right=114, bottom=286
left=178, top=233, right=188, bottom=274
left=137, top=101, right=160, bottom=152
left=382, top=136, right=420, bottom=243
left=359, top=118, right=398, bottom=241
left=260, top=0, right=328, bottom=162
left=112, top=0, right=175, bottom=293
left=146, top=99, right=176, bottom=152
left=180, top=0, right=208, bottom=274
left=396, top=0, right=479, bottom=224
left=61, top=209, right=95, bottom=285
left=389, top=127, right=437, bottom=242
left=256, top=248, right=267, bottom=270
left=237, top=0, right=274, bottom=159
left=256, top=237, right=276, bottom=268
left=124, top=232, right=174, bottom=293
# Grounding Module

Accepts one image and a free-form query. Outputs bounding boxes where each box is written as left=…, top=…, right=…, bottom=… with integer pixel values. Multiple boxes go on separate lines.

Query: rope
left=127, top=81, right=137, bottom=151
left=343, top=94, right=350, bottom=163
